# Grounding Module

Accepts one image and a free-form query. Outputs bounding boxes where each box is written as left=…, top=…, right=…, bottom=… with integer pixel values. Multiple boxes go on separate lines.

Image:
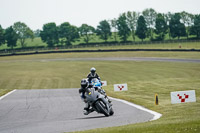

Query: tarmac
left=0, top=89, right=156, bottom=133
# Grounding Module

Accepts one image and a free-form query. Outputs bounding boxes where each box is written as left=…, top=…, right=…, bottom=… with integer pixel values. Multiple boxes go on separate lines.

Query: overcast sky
left=1, top=0, right=200, bottom=30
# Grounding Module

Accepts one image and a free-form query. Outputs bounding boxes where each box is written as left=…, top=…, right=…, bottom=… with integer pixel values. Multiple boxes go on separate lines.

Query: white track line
left=0, top=89, right=17, bottom=100
left=109, top=97, right=162, bottom=121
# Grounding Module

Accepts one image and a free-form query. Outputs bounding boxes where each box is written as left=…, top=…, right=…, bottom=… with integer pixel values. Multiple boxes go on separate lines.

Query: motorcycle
left=90, top=78, right=107, bottom=101
left=84, top=87, right=114, bottom=116
left=91, top=78, right=102, bottom=88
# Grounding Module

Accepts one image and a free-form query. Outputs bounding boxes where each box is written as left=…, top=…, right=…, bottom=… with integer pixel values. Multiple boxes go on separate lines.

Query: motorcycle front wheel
left=95, top=100, right=109, bottom=116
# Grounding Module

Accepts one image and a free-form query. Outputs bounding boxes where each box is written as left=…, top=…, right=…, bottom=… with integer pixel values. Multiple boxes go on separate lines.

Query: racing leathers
left=87, top=72, right=101, bottom=83
left=79, top=84, right=94, bottom=115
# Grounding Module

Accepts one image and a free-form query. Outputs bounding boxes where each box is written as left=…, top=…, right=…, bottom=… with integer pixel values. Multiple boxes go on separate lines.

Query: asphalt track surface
left=0, top=89, right=157, bottom=133
left=1, top=57, right=200, bottom=63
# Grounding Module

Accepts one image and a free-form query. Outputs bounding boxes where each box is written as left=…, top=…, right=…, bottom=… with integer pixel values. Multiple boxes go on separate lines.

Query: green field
left=0, top=36, right=200, bottom=51
left=0, top=41, right=200, bottom=58
left=0, top=51, right=200, bottom=133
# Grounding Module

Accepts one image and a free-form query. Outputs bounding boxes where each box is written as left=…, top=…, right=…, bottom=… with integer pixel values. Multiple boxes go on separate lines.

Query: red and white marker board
left=101, top=81, right=107, bottom=86
left=171, top=90, right=196, bottom=104
left=114, top=84, right=128, bottom=91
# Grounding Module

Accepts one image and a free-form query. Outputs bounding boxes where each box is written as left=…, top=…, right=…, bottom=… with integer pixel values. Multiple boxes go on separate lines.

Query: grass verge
left=1, top=51, right=200, bottom=61
left=1, top=41, right=200, bottom=55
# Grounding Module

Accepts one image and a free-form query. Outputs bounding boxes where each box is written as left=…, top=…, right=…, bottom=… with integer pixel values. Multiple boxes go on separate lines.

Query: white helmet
left=90, top=67, right=96, bottom=73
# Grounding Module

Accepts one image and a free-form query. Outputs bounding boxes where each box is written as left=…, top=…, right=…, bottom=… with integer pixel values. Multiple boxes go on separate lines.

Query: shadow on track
left=76, top=115, right=107, bottom=120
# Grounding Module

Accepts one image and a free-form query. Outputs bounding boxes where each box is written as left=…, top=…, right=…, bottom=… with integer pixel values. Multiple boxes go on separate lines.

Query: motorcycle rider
left=87, top=67, right=101, bottom=84
left=87, top=67, right=111, bottom=103
left=79, top=78, right=94, bottom=115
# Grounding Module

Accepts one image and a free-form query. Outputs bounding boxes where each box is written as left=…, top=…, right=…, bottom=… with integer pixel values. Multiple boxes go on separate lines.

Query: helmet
left=81, top=79, right=88, bottom=88
left=90, top=67, right=96, bottom=73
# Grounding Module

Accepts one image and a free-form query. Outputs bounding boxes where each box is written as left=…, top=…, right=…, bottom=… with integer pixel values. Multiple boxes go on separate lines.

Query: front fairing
left=91, top=78, right=102, bottom=88
left=85, top=88, right=99, bottom=102
left=85, top=88, right=113, bottom=114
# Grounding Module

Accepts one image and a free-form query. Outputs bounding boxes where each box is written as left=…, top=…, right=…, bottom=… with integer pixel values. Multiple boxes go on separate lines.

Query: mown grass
left=1, top=36, right=200, bottom=51
left=1, top=51, right=200, bottom=62
left=0, top=52, right=200, bottom=133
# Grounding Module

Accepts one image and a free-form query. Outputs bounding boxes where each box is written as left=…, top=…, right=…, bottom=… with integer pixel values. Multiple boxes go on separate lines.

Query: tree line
left=0, top=8, right=200, bottom=49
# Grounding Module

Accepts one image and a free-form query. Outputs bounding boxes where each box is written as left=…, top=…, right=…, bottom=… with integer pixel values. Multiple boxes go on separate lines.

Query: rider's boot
left=108, top=98, right=112, bottom=103
left=105, top=95, right=112, bottom=103
left=83, top=108, right=89, bottom=115
left=98, top=89, right=112, bottom=103
left=83, top=102, right=94, bottom=115
left=83, top=102, right=90, bottom=115
left=83, top=108, right=94, bottom=115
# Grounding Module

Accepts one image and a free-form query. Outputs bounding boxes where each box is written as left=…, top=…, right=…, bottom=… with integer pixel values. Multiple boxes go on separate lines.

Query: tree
left=5, top=26, right=18, bottom=49
left=58, top=22, right=79, bottom=45
left=117, top=13, right=130, bottom=42
left=13, top=22, right=34, bottom=47
left=34, top=29, right=40, bottom=37
left=96, top=20, right=112, bottom=42
left=164, top=12, right=173, bottom=39
left=110, top=18, right=118, bottom=42
left=126, top=11, right=139, bottom=41
left=190, top=14, right=200, bottom=38
left=169, top=13, right=186, bottom=39
left=142, top=8, right=157, bottom=39
left=155, top=13, right=168, bottom=40
left=27, top=28, right=34, bottom=41
left=40, top=22, right=59, bottom=47
left=79, top=24, right=95, bottom=44
left=180, top=11, right=194, bottom=39
left=0, top=25, right=5, bottom=46
left=136, top=15, right=147, bottom=41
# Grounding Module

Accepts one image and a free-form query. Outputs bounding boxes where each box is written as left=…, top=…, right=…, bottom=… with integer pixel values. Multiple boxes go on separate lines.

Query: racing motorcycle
left=85, top=87, right=114, bottom=116
left=91, top=78, right=102, bottom=88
